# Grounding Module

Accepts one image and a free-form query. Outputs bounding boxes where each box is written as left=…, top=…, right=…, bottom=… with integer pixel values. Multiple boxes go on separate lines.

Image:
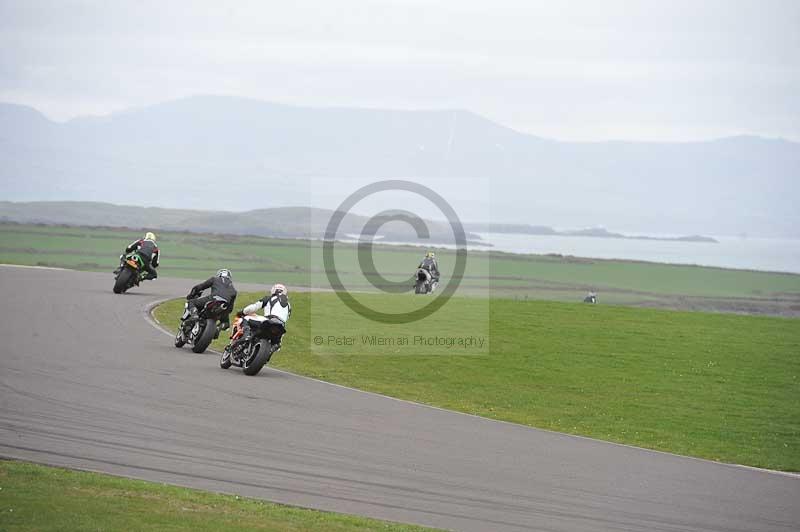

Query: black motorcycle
left=414, top=268, right=438, bottom=294
left=220, top=315, right=286, bottom=376
left=174, top=296, right=231, bottom=353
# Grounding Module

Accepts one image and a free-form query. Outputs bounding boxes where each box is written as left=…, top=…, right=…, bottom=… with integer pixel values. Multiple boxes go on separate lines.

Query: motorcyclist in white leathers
left=237, top=283, right=291, bottom=351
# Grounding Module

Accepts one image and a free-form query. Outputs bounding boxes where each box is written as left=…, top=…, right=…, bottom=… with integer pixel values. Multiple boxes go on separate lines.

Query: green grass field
left=2, top=222, right=798, bottom=530
left=156, top=291, right=800, bottom=471
left=3, top=222, right=800, bottom=314
left=0, top=461, right=439, bottom=532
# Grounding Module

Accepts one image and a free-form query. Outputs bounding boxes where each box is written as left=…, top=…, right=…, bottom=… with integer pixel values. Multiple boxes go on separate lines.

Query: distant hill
left=0, top=200, right=482, bottom=244
left=0, top=201, right=718, bottom=244
left=1, top=95, right=798, bottom=237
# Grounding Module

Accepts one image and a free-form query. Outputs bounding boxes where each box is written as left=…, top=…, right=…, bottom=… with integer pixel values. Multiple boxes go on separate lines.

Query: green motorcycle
left=113, top=251, right=148, bottom=294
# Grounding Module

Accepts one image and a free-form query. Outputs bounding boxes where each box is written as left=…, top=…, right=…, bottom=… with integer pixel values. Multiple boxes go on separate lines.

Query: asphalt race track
left=1, top=266, right=798, bottom=531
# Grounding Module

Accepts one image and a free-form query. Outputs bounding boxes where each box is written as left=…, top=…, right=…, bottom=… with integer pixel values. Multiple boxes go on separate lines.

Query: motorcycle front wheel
left=219, top=346, right=233, bottom=369
left=174, top=328, right=186, bottom=348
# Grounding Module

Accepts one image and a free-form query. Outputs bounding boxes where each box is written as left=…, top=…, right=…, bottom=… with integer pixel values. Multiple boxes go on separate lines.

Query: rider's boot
left=181, top=304, right=198, bottom=322
left=113, top=254, right=124, bottom=275
left=270, top=334, right=284, bottom=354
left=238, top=321, right=253, bottom=344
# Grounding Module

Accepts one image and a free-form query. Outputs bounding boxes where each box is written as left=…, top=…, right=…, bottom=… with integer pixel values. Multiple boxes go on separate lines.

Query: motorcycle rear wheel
left=113, top=268, right=134, bottom=294
left=242, top=339, right=270, bottom=376
left=191, top=318, right=217, bottom=353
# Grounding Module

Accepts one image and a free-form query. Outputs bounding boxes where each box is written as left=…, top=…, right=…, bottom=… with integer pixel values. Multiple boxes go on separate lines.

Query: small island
left=466, top=223, right=718, bottom=243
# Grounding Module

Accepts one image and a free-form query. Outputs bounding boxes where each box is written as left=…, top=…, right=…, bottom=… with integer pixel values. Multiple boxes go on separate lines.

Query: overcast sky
left=1, top=0, right=798, bottom=141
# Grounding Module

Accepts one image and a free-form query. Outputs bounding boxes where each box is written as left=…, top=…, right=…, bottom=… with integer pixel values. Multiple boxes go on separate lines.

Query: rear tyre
left=191, top=318, right=217, bottom=353
left=113, top=268, right=133, bottom=294
left=174, top=328, right=186, bottom=348
left=415, top=281, right=424, bottom=294
left=242, top=339, right=269, bottom=376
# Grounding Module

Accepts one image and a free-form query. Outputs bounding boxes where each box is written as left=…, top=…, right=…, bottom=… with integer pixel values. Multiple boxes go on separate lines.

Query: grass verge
left=0, top=460, right=439, bottom=532
left=156, top=292, right=800, bottom=471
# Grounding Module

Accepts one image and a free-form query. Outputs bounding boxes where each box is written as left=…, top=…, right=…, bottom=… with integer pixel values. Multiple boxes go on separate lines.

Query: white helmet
left=271, top=283, right=287, bottom=295
left=216, top=269, right=232, bottom=279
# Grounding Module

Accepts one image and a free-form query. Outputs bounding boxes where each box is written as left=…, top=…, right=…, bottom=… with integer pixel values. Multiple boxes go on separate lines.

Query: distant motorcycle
left=220, top=314, right=286, bottom=376
left=174, top=296, right=231, bottom=353
left=113, top=251, right=148, bottom=294
left=414, top=268, right=438, bottom=294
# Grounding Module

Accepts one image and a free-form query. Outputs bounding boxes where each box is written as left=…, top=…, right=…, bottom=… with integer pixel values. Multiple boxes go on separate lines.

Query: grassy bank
left=0, top=461, right=439, bottom=532
left=156, top=292, right=800, bottom=470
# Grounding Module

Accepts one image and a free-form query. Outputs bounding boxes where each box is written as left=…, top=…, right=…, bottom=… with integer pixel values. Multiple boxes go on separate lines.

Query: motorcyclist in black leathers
left=182, top=269, right=238, bottom=332
left=115, top=232, right=160, bottom=280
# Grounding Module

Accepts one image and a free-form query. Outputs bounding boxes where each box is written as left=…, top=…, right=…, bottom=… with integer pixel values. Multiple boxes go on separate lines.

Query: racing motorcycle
left=220, top=314, right=286, bottom=376
left=414, top=268, right=438, bottom=294
left=113, top=251, right=148, bottom=294
left=174, top=296, right=231, bottom=353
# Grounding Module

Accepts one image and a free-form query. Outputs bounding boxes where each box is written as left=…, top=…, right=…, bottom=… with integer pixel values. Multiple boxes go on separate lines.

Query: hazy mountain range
left=2, top=95, right=798, bottom=237
left=0, top=201, right=717, bottom=245
left=0, top=201, right=482, bottom=244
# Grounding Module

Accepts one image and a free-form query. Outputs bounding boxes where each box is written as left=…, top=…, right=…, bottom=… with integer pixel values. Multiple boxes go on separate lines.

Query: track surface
left=0, top=267, right=798, bottom=532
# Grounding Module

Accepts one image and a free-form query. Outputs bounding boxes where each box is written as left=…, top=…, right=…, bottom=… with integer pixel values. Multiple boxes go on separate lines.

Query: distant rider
left=115, top=232, right=160, bottom=280
left=236, top=283, right=292, bottom=352
left=182, top=269, right=238, bottom=332
left=418, top=251, right=440, bottom=283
